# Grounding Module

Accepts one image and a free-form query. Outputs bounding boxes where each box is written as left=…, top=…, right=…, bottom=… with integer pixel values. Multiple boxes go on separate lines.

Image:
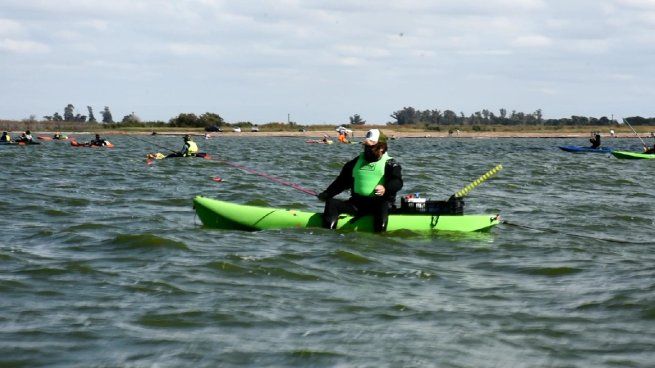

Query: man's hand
left=374, top=185, right=385, bottom=196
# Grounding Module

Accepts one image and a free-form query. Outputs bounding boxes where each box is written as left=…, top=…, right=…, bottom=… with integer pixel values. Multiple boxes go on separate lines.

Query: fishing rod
left=209, top=157, right=317, bottom=196
left=621, top=118, right=647, bottom=148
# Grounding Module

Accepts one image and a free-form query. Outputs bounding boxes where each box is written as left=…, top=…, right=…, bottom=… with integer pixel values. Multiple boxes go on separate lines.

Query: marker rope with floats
left=453, top=164, right=503, bottom=198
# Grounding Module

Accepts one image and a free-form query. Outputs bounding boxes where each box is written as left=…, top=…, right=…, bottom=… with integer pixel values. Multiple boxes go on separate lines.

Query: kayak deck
left=193, top=196, right=500, bottom=233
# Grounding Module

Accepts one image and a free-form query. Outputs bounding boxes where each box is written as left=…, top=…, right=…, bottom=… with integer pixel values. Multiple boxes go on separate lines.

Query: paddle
left=621, top=118, right=647, bottom=149
left=452, top=164, right=503, bottom=199
left=208, top=157, right=317, bottom=196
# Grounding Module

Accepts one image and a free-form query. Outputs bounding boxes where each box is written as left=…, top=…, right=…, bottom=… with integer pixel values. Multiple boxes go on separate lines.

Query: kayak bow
left=611, top=150, right=655, bottom=159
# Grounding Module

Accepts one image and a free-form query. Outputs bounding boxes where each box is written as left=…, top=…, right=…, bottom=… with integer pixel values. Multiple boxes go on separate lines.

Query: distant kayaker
left=589, top=132, right=601, bottom=149
left=90, top=134, right=108, bottom=146
left=15, top=130, right=33, bottom=143
left=53, top=132, right=63, bottom=140
left=168, top=134, right=199, bottom=157
left=1, top=131, right=10, bottom=142
left=317, top=129, right=403, bottom=232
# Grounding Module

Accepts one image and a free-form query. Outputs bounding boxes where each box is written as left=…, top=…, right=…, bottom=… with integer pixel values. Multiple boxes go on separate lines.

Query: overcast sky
left=1, top=0, right=654, bottom=124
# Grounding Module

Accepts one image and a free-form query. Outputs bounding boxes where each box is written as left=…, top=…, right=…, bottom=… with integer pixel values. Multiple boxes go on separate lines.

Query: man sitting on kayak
left=15, top=130, right=33, bottom=143
left=589, top=131, right=601, bottom=149
left=167, top=134, right=199, bottom=157
left=1, top=131, right=10, bottom=142
left=89, top=134, right=108, bottom=146
left=317, top=129, right=403, bottom=232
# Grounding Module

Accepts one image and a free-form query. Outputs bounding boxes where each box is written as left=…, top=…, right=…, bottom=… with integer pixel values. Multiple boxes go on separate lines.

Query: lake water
left=1, top=135, right=654, bottom=367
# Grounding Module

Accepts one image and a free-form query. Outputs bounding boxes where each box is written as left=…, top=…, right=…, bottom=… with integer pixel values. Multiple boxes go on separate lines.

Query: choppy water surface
left=1, top=135, right=654, bottom=367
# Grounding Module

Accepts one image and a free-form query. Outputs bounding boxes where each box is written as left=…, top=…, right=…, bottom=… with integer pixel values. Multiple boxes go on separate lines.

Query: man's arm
left=318, top=157, right=358, bottom=199
left=383, top=159, right=403, bottom=198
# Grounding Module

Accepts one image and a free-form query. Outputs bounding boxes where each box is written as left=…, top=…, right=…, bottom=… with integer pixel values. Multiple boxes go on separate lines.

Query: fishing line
left=207, top=156, right=318, bottom=196
left=123, top=134, right=179, bottom=153
left=621, top=118, right=647, bottom=148
left=501, top=220, right=645, bottom=245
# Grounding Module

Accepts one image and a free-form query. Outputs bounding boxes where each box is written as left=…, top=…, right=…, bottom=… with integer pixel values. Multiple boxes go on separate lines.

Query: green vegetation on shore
left=2, top=103, right=655, bottom=134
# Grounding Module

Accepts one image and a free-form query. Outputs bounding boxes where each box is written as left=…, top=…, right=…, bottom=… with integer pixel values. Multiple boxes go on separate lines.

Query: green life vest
left=352, top=152, right=391, bottom=196
left=184, top=141, right=199, bottom=156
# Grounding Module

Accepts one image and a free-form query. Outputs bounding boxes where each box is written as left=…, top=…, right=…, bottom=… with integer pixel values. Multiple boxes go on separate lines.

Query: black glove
left=317, top=191, right=329, bottom=201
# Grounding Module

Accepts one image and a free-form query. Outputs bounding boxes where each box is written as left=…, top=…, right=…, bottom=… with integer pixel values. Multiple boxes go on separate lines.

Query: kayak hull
left=559, top=145, right=612, bottom=153
left=147, top=152, right=209, bottom=159
left=193, top=196, right=499, bottom=232
left=1, top=141, right=41, bottom=145
left=70, top=140, right=114, bottom=148
left=611, top=150, right=655, bottom=159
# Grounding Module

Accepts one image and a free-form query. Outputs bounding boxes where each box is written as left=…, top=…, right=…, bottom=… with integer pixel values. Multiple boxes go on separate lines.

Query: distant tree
left=87, top=106, right=96, bottom=123
left=74, top=114, right=87, bottom=122
left=390, top=107, right=418, bottom=125
left=121, top=112, right=140, bottom=124
left=43, top=115, right=52, bottom=121
left=534, top=109, right=543, bottom=124
left=499, top=108, right=507, bottom=119
left=64, top=104, right=75, bottom=121
left=442, top=110, right=458, bottom=125
left=53, top=112, right=63, bottom=121
left=349, top=114, right=366, bottom=125
left=199, top=112, right=224, bottom=127
left=169, top=113, right=200, bottom=127
left=101, top=106, right=113, bottom=124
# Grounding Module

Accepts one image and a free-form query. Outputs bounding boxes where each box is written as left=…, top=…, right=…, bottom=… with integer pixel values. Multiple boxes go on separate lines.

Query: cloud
left=0, top=18, right=23, bottom=35
left=166, top=43, right=225, bottom=57
left=511, top=35, right=553, bottom=48
left=0, top=38, right=49, bottom=53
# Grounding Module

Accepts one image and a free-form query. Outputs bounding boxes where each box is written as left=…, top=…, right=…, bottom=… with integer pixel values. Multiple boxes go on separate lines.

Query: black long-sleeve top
left=322, top=155, right=403, bottom=202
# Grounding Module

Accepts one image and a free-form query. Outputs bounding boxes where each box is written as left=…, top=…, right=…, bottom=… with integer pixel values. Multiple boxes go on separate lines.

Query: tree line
left=36, top=104, right=655, bottom=128
left=389, top=107, right=655, bottom=126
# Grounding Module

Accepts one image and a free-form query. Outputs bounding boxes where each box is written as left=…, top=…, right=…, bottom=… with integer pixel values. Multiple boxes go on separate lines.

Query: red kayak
left=70, top=139, right=114, bottom=148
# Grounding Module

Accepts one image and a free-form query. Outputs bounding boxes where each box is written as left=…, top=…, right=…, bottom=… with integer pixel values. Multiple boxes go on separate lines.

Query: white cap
left=363, top=129, right=384, bottom=144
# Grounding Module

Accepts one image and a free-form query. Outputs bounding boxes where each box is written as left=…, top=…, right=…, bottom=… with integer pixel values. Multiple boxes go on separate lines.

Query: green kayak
left=193, top=196, right=500, bottom=232
left=611, top=150, right=655, bottom=159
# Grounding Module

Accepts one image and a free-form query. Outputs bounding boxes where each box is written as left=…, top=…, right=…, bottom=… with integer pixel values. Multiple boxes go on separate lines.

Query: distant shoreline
left=28, top=130, right=654, bottom=139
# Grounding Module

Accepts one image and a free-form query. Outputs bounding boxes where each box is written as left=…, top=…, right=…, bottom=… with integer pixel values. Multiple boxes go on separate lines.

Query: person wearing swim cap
left=317, top=129, right=403, bottom=232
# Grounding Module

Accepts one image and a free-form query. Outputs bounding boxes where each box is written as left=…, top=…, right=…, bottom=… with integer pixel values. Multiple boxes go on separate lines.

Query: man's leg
left=371, top=200, right=390, bottom=233
left=322, top=198, right=357, bottom=229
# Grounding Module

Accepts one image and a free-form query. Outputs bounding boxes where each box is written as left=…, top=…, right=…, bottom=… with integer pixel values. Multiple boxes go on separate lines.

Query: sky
left=1, top=0, right=654, bottom=124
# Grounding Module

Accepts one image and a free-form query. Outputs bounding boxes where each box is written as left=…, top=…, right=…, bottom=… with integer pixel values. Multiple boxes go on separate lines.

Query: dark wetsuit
left=590, top=134, right=601, bottom=149
left=319, top=156, right=403, bottom=232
